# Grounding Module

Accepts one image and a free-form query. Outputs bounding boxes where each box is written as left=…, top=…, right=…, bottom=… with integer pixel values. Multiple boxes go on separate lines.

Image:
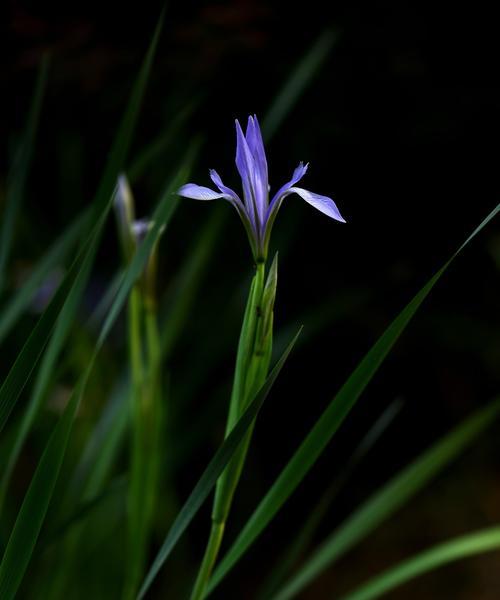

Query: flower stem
left=190, top=260, right=275, bottom=598
left=124, top=284, right=145, bottom=600
left=189, top=521, right=225, bottom=600
left=124, top=287, right=162, bottom=600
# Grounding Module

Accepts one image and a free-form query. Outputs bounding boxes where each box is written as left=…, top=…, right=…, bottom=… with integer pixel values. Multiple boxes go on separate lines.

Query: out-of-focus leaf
left=340, top=527, right=500, bottom=600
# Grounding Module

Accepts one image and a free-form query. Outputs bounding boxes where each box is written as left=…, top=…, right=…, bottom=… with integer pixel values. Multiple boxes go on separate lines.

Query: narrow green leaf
left=0, top=376, right=84, bottom=599
left=138, top=328, right=302, bottom=600
left=272, top=398, right=500, bottom=600
left=0, top=208, right=91, bottom=344
left=0, top=55, right=49, bottom=293
left=262, top=29, right=338, bottom=141
left=340, top=527, right=500, bottom=600
left=208, top=203, right=499, bottom=594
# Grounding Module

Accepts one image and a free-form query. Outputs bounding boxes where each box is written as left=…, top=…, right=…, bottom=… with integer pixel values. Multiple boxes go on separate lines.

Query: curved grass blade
left=0, top=9, right=164, bottom=437
left=0, top=375, right=84, bottom=600
left=340, top=527, right=500, bottom=600
left=0, top=208, right=91, bottom=344
left=271, top=398, right=500, bottom=600
left=262, top=29, right=338, bottom=141
left=257, top=400, right=403, bottom=600
left=137, top=329, right=302, bottom=600
left=0, top=55, right=49, bottom=294
left=208, top=203, right=500, bottom=594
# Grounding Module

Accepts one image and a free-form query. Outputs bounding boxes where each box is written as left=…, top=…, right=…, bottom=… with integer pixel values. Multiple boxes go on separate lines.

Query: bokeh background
left=3, top=1, right=500, bottom=598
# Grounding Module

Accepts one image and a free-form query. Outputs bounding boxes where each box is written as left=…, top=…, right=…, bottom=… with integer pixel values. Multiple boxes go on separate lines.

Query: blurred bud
left=131, top=218, right=166, bottom=309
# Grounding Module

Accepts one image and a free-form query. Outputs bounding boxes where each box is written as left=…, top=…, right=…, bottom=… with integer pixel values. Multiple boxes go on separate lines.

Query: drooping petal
left=178, top=183, right=228, bottom=201
left=245, top=116, right=269, bottom=223
left=235, top=119, right=258, bottom=227
left=286, top=186, right=346, bottom=222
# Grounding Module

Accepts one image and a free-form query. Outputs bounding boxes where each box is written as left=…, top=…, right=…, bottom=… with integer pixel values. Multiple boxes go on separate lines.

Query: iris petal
left=209, top=169, right=243, bottom=207
left=267, top=161, right=308, bottom=216
left=178, top=183, right=228, bottom=201
left=245, top=116, right=269, bottom=224
left=286, top=186, right=346, bottom=222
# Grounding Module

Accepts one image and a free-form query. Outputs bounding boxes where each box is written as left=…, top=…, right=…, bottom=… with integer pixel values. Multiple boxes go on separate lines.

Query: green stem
left=190, top=260, right=273, bottom=598
left=143, top=298, right=162, bottom=528
left=124, top=284, right=145, bottom=600
left=190, top=521, right=225, bottom=600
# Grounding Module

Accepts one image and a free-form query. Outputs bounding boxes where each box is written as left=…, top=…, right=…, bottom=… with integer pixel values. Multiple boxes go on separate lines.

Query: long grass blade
left=340, top=527, right=500, bottom=600
left=208, top=203, right=500, bottom=594
left=137, top=328, right=302, bottom=599
left=271, top=398, right=500, bottom=600
left=0, top=55, right=49, bottom=293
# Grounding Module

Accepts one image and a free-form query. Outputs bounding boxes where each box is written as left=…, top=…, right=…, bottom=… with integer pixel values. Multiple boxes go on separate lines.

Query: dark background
left=3, top=1, right=500, bottom=598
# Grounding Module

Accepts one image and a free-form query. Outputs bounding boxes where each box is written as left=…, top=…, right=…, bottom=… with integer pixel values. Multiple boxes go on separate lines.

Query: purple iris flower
left=179, top=115, right=345, bottom=261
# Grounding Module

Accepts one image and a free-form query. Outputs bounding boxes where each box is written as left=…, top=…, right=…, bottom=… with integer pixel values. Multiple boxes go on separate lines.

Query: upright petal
left=178, top=183, right=228, bottom=201
left=286, top=187, right=346, bottom=222
left=246, top=115, right=267, bottom=182
left=235, top=119, right=258, bottom=227
left=245, top=116, right=269, bottom=222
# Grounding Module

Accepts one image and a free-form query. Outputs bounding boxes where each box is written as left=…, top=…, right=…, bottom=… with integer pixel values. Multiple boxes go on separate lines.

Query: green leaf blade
left=340, top=527, right=500, bottom=600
